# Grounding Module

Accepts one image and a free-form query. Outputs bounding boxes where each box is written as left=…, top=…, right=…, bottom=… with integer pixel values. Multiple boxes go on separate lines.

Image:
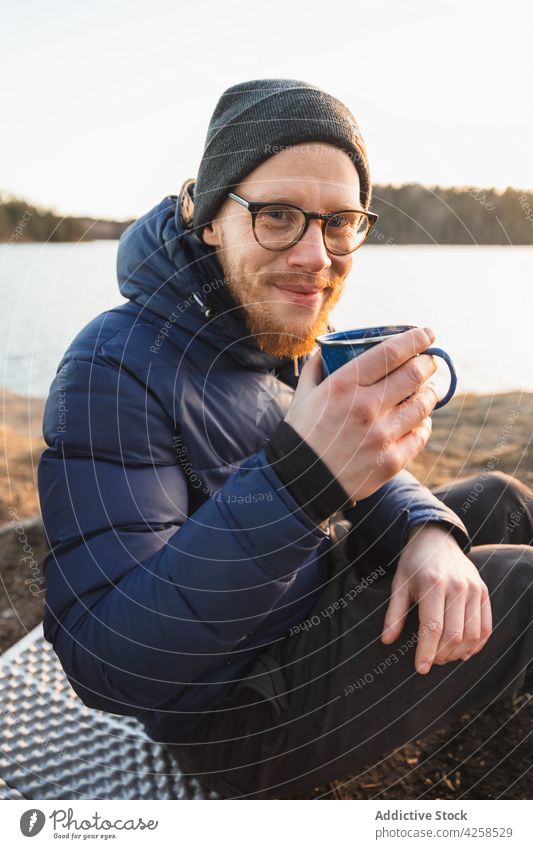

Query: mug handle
left=424, top=347, right=457, bottom=410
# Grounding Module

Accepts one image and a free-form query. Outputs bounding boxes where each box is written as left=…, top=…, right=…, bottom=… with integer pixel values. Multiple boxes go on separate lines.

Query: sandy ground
left=0, top=386, right=532, bottom=799
left=0, top=388, right=45, bottom=524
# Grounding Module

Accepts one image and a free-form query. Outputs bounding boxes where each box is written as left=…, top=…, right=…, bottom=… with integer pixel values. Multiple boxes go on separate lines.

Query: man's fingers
left=433, top=589, right=466, bottom=662
left=328, top=327, right=436, bottom=390
left=377, top=354, right=438, bottom=409
left=378, top=416, right=432, bottom=473
left=461, top=585, right=493, bottom=658
left=383, top=383, right=439, bottom=440
left=438, top=585, right=491, bottom=663
left=479, top=584, right=493, bottom=644
left=415, top=586, right=446, bottom=673
left=462, top=589, right=482, bottom=649
left=381, top=579, right=411, bottom=644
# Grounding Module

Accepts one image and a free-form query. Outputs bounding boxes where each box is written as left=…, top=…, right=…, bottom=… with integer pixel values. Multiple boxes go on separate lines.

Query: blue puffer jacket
left=37, top=187, right=470, bottom=745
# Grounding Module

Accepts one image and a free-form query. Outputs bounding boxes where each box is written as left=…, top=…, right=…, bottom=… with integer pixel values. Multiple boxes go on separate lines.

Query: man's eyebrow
left=253, top=194, right=359, bottom=209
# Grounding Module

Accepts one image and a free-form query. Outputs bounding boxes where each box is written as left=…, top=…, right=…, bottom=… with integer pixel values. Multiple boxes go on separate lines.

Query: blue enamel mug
left=315, top=324, right=457, bottom=410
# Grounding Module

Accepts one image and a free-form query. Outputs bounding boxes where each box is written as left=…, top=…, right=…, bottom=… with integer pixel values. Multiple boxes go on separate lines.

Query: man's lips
left=273, top=283, right=326, bottom=306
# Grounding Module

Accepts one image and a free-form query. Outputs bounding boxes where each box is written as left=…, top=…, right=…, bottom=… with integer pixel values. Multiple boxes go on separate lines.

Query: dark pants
left=166, top=471, right=533, bottom=799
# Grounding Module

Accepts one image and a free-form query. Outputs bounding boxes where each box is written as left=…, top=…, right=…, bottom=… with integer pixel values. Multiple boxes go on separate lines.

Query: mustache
left=257, top=272, right=344, bottom=291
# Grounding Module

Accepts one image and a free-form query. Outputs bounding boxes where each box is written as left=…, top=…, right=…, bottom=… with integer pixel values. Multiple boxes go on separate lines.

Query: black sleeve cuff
left=264, top=419, right=356, bottom=526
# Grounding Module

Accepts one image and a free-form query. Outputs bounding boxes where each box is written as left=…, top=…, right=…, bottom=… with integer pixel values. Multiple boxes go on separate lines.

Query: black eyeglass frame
left=227, top=191, right=379, bottom=255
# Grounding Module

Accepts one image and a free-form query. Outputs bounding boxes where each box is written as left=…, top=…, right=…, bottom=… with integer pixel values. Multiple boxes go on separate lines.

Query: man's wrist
left=264, top=419, right=355, bottom=526
left=406, top=520, right=463, bottom=547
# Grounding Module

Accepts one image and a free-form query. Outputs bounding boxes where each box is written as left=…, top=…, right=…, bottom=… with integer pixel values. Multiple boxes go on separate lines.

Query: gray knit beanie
left=192, top=78, right=371, bottom=242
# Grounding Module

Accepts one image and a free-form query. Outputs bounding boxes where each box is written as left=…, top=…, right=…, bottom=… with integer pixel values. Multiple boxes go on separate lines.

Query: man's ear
left=201, top=222, right=220, bottom=247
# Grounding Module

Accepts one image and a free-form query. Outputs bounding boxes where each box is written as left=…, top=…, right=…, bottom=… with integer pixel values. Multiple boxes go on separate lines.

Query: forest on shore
left=369, top=184, right=533, bottom=245
left=1, top=184, right=532, bottom=245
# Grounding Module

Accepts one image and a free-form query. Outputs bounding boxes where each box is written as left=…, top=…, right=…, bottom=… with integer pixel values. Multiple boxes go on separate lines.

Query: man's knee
left=483, top=470, right=529, bottom=500
left=459, top=471, right=529, bottom=513
left=436, top=471, right=516, bottom=518
left=468, top=470, right=524, bottom=499
left=483, top=472, right=533, bottom=531
left=469, top=543, right=533, bottom=587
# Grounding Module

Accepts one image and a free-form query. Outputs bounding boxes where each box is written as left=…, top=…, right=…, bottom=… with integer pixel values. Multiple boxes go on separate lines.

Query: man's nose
left=286, top=219, right=332, bottom=272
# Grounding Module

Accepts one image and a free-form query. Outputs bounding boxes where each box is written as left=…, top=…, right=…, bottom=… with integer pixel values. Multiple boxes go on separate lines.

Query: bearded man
left=38, top=79, right=533, bottom=799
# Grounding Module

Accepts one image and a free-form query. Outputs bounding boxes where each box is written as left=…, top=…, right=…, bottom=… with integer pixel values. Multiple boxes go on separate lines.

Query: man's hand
left=284, top=327, right=439, bottom=504
left=380, top=523, right=493, bottom=674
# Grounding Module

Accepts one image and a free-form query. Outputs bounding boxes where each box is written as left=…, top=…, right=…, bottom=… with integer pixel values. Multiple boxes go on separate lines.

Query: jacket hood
left=116, top=182, right=319, bottom=377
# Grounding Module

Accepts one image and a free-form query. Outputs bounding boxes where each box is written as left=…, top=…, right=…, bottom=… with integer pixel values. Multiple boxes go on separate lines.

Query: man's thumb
left=381, top=585, right=409, bottom=644
left=297, top=348, right=323, bottom=391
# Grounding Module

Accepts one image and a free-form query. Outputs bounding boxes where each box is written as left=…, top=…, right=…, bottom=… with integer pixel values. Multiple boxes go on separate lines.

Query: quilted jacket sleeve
left=342, top=469, right=471, bottom=570
left=37, top=356, right=327, bottom=716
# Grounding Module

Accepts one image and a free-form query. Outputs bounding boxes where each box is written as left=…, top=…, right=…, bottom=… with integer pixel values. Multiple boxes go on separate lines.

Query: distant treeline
left=1, top=185, right=533, bottom=245
left=0, top=193, right=133, bottom=244
left=368, top=184, right=533, bottom=245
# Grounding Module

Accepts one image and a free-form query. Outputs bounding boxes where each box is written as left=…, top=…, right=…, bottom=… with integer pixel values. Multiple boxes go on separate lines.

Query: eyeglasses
left=227, top=191, right=378, bottom=256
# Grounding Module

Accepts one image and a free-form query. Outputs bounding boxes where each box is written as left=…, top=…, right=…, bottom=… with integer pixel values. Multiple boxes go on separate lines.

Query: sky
left=2, top=0, right=532, bottom=220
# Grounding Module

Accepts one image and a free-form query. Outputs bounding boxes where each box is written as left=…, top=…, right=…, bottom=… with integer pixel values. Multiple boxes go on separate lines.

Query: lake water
left=1, top=241, right=532, bottom=399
